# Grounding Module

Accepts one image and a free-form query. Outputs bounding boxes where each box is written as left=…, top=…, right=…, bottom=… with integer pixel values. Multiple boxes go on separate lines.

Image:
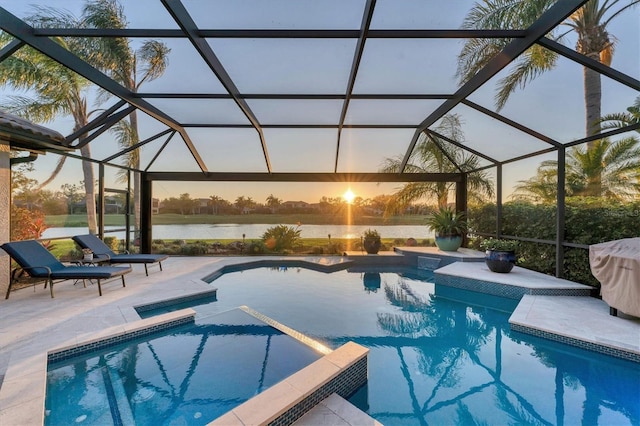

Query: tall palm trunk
left=80, top=143, right=97, bottom=234
left=584, top=66, right=602, bottom=139
left=128, top=109, right=141, bottom=232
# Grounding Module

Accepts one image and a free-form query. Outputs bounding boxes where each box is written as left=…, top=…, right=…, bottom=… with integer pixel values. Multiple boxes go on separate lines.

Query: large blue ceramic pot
left=485, top=249, right=516, bottom=273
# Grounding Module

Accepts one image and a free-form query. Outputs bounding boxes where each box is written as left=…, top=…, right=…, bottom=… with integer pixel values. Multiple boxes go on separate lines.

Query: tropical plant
left=10, top=205, right=49, bottom=241
left=262, top=224, right=302, bottom=251
left=363, top=228, right=381, bottom=243
left=82, top=0, right=170, bottom=234
left=512, top=136, right=640, bottom=202
left=426, top=206, right=468, bottom=237
left=380, top=114, right=494, bottom=215
left=265, top=194, right=281, bottom=212
left=479, top=238, right=518, bottom=252
left=457, top=0, right=639, bottom=140
left=0, top=8, right=103, bottom=233
left=601, top=95, right=640, bottom=133
left=362, top=229, right=382, bottom=254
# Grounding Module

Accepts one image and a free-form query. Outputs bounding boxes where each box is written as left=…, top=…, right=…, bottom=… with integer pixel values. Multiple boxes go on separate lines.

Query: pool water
left=201, top=266, right=640, bottom=425
left=47, top=266, right=640, bottom=425
left=45, top=309, right=323, bottom=425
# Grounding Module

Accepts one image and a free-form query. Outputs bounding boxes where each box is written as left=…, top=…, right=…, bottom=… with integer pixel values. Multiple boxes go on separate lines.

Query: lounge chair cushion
left=1, top=240, right=66, bottom=275
left=92, top=253, right=168, bottom=264
left=48, top=266, right=131, bottom=279
left=72, top=234, right=168, bottom=264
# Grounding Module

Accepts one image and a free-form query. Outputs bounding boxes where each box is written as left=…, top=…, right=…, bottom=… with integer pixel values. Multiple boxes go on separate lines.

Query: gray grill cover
left=589, top=237, right=640, bottom=317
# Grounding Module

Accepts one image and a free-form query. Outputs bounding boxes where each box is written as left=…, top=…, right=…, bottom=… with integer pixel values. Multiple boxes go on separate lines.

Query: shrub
left=103, top=236, right=119, bottom=252
left=262, top=224, right=301, bottom=251
left=469, top=198, right=640, bottom=287
left=180, top=242, right=208, bottom=255
left=479, top=238, right=518, bottom=251
left=310, top=246, right=325, bottom=255
left=247, top=241, right=266, bottom=254
left=326, top=242, right=343, bottom=255
left=10, top=206, right=48, bottom=241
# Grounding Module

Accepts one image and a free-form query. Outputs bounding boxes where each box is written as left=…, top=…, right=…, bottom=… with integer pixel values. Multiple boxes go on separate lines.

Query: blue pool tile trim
left=134, top=289, right=217, bottom=313
left=268, top=357, right=368, bottom=426
left=203, top=259, right=355, bottom=283
left=418, top=256, right=441, bottom=270
left=47, top=316, right=194, bottom=364
left=434, top=273, right=592, bottom=299
left=510, top=324, right=640, bottom=363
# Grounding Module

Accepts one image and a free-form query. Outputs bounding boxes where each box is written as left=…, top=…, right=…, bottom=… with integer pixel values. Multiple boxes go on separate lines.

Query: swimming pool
left=45, top=308, right=325, bottom=425
left=48, top=266, right=640, bottom=425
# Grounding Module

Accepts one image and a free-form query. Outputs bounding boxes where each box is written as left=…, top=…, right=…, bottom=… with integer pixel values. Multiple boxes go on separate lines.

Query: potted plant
left=363, top=229, right=381, bottom=254
left=426, top=206, right=467, bottom=251
left=480, top=238, right=518, bottom=273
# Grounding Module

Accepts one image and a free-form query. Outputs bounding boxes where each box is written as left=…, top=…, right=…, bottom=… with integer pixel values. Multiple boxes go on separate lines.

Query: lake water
left=42, top=224, right=434, bottom=241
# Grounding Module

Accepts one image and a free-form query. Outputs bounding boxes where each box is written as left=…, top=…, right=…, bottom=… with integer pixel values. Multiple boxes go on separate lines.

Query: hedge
left=469, top=198, right=640, bottom=287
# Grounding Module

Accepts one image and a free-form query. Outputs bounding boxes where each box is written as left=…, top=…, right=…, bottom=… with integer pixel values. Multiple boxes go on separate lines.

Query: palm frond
left=137, top=40, right=171, bottom=86
left=495, top=45, right=557, bottom=110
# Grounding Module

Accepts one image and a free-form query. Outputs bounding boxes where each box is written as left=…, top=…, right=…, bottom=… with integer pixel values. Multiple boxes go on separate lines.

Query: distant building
left=282, top=200, right=309, bottom=209
left=194, top=198, right=209, bottom=214
left=152, top=198, right=160, bottom=215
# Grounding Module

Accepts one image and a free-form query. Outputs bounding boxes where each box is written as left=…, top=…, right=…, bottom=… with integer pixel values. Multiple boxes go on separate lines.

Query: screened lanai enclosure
left=1, top=0, right=639, bottom=284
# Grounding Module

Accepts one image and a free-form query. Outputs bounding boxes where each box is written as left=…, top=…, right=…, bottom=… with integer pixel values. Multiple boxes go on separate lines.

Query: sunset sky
left=1, top=0, right=638, bottom=203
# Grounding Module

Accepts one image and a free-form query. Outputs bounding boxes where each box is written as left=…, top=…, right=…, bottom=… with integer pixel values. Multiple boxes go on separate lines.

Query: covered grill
left=589, top=237, right=640, bottom=317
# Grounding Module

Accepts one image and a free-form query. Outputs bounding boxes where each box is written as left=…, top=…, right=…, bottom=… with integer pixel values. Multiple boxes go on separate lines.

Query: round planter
left=435, top=235, right=462, bottom=251
left=485, top=249, right=516, bottom=273
left=363, top=239, right=381, bottom=254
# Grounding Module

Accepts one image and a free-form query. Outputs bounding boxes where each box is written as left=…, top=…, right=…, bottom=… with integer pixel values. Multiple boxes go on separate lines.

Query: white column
left=0, top=144, right=10, bottom=299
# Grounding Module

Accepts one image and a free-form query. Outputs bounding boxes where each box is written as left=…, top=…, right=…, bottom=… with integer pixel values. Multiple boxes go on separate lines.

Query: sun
left=343, top=188, right=356, bottom=204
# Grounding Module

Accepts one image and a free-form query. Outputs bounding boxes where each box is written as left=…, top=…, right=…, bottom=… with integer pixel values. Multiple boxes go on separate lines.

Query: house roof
left=0, top=110, right=70, bottom=153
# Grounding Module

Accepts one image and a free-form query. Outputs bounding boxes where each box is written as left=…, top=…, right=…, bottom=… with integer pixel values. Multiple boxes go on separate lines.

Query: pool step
left=292, top=394, right=381, bottom=426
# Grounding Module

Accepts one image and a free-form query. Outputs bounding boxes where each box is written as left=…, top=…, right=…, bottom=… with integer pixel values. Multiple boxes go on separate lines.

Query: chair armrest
left=19, top=265, right=52, bottom=278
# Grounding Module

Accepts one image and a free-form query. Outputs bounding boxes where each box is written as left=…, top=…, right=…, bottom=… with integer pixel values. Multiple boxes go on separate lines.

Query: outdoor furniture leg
left=5, top=280, right=12, bottom=300
left=159, top=262, right=163, bottom=272
left=49, top=278, right=54, bottom=298
left=144, top=264, right=148, bottom=276
left=610, top=307, right=618, bottom=316
left=97, top=279, right=102, bottom=296
left=121, top=276, right=126, bottom=288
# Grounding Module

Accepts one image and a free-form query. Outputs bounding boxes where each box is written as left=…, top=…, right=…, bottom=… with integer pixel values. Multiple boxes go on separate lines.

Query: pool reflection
left=335, top=277, right=640, bottom=426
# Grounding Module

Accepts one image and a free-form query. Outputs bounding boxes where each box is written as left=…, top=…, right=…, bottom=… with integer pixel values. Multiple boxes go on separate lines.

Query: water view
left=42, top=224, right=435, bottom=241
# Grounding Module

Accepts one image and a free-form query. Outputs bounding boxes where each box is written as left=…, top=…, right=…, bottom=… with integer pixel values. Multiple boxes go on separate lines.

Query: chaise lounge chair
left=1, top=240, right=131, bottom=298
left=72, top=234, right=168, bottom=276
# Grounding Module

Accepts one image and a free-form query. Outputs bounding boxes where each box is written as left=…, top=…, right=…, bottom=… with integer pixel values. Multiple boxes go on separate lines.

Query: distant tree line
left=156, top=193, right=432, bottom=217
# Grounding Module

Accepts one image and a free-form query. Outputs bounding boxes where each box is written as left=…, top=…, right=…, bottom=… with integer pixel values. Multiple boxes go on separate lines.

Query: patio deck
left=0, top=254, right=638, bottom=425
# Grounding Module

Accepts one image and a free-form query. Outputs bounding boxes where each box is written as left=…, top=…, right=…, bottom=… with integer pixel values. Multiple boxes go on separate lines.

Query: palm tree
left=457, top=0, right=639, bottom=140
left=83, top=0, right=170, bottom=234
left=265, top=194, right=281, bottom=212
left=600, top=95, right=640, bottom=131
left=512, top=136, right=640, bottom=202
left=208, top=195, right=224, bottom=215
left=380, top=114, right=494, bottom=214
left=0, top=7, right=103, bottom=233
